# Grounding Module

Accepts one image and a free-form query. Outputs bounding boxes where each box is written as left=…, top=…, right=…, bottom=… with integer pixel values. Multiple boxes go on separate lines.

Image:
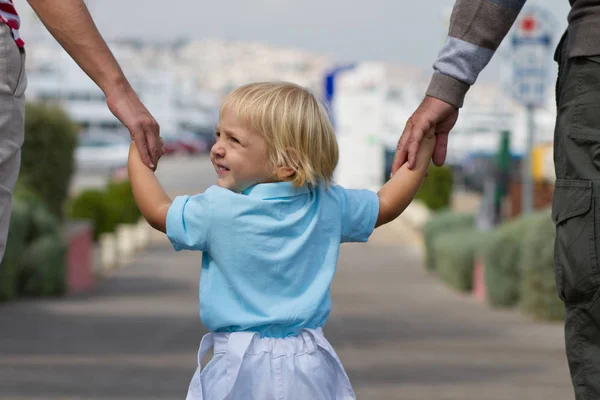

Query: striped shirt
left=426, top=1, right=600, bottom=109
left=0, top=0, right=23, bottom=47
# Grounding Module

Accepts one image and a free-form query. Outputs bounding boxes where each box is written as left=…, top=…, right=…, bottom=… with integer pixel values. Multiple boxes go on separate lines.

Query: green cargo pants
left=553, top=31, right=600, bottom=400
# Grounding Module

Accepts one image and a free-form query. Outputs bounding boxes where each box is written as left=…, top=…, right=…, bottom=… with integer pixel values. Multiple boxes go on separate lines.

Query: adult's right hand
left=391, top=96, right=459, bottom=175
left=106, top=83, right=162, bottom=169
left=25, top=0, right=163, bottom=168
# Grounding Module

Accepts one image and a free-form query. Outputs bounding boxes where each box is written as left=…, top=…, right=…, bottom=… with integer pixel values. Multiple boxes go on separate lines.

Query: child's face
left=210, top=108, right=276, bottom=193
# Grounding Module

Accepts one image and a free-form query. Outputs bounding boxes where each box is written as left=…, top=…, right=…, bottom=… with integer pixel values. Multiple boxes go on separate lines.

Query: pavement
left=0, top=221, right=573, bottom=400
left=0, top=156, right=574, bottom=400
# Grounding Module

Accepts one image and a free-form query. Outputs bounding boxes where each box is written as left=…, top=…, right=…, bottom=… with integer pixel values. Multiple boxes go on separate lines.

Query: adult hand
left=391, top=96, right=459, bottom=175
left=106, top=84, right=162, bottom=169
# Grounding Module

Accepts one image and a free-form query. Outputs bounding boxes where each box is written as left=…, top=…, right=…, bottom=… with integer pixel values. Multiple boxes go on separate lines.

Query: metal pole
left=521, top=104, right=535, bottom=214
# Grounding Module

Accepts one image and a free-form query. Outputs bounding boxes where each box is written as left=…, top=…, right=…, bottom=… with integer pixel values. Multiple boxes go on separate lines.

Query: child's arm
left=375, top=130, right=436, bottom=228
left=128, top=142, right=171, bottom=233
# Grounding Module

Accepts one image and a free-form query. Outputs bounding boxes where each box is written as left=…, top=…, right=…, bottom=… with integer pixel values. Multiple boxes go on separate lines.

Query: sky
left=14, top=0, right=571, bottom=82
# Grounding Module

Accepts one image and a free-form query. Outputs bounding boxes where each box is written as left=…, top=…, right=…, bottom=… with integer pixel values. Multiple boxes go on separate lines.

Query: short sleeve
left=166, top=192, right=212, bottom=251
left=333, top=186, right=380, bottom=243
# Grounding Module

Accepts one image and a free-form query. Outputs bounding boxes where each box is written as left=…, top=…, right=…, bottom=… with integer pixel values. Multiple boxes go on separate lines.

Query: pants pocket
left=11, top=47, right=26, bottom=98
left=570, top=55, right=600, bottom=143
left=0, top=24, right=25, bottom=97
left=552, top=179, right=600, bottom=308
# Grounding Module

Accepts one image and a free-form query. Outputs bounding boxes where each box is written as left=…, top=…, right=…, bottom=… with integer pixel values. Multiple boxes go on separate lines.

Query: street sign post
left=511, top=5, right=555, bottom=215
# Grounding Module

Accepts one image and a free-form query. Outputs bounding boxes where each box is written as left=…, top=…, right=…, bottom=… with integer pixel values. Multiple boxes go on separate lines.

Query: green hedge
left=423, top=210, right=475, bottom=272
left=20, top=102, right=78, bottom=220
left=416, top=165, right=453, bottom=211
left=0, top=187, right=66, bottom=302
left=0, top=191, right=31, bottom=301
left=105, top=180, right=142, bottom=225
left=18, top=233, right=65, bottom=297
left=68, top=179, right=141, bottom=241
left=520, top=208, right=564, bottom=321
left=434, top=228, right=489, bottom=292
left=481, top=216, right=530, bottom=308
left=68, top=189, right=117, bottom=241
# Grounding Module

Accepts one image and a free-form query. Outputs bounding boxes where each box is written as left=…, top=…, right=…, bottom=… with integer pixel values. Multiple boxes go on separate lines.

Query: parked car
left=75, top=133, right=130, bottom=172
left=163, top=133, right=188, bottom=155
left=193, top=127, right=217, bottom=151
left=163, top=131, right=209, bottom=155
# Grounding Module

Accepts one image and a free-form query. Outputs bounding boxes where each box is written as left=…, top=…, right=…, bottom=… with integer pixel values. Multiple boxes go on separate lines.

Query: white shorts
left=186, top=328, right=356, bottom=400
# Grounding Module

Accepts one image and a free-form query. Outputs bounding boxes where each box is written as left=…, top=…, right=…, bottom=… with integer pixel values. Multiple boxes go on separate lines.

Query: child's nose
left=211, top=142, right=225, bottom=157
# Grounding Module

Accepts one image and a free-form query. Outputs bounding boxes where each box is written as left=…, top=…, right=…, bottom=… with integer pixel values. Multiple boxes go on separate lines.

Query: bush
left=68, top=179, right=141, bottom=240
left=20, top=102, right=79, bottom=220
left=520, top=208, right=564, bottom=321
left=434, top=228, right=489, bottom=292
left=481, top=216, right=530, bottom=308
left=0, top=187, right=66, bottom=301
left=423, top=210, right=475, bottom=272
left=416, top=165, right=453, bottom=210
left=0, top=192, right=31, bottom=301
left=18, top=233, right=66, bottom=297
left=68, top=189, right=117, bottom=241
left=105, top=180, right=141, bottom=225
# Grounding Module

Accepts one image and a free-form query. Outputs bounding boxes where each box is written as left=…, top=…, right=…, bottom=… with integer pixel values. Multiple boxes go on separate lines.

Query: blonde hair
left=220, top=82, right=338, bottom=187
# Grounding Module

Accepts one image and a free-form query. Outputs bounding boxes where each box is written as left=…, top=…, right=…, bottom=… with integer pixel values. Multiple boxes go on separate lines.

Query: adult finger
left=144, top=126, right=161, bottom=167
left=131, top=126, right=153, bottom=168
left=406, top=119, right=428, bottom=169
left=390, top=121, right=412, bottom=176
left=432, top=131, right=449, bottom=166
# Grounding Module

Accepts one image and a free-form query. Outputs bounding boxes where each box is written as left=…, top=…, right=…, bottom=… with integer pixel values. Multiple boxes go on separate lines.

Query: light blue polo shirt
left=166, top=181, right=379, bottom=338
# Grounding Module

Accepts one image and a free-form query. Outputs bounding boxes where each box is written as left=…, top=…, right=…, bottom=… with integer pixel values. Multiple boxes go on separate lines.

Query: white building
left=24, top=37, right=220, bottom=135
left=23, top=30, right=335, bottom=137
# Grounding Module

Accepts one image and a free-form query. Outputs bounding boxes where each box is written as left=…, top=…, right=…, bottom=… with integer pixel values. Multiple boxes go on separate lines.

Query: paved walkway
left=0, top=220, right=573, bottom=400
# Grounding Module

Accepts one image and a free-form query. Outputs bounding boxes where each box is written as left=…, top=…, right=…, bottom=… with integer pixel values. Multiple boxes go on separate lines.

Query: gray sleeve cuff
left=425, top=71, right=471, bottom=109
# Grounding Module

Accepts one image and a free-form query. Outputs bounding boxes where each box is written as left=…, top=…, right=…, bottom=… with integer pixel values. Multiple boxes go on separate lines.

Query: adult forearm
left=27, top=0, right=130, bottom=97
left=426, top=0, right=527, bottom=108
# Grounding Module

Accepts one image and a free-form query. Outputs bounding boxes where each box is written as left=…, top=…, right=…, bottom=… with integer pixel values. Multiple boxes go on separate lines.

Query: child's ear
left=276, top=147, right=302, bottom=181
left=276, top=165, right=296, bottom=181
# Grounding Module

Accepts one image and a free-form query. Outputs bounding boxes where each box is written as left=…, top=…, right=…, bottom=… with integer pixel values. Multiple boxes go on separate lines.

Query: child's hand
left=130, top=139, right=165, bottom=172
left=377, top=126, right=436, bottom=227
left=127, top=138, right=171, bottom=233
left=419, top=127, right=436, bottom=156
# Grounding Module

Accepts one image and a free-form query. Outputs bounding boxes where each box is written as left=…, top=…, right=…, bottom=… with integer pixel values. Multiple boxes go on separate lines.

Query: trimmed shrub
left=20, top=102, right=78, bottom=220
left=18, top=233, right=66, bottom=297
left=0, top=187, right=66, bottom=301
left=416, top=165, right=453, bottom=211
left=423, top=210, right=475, bottom=272
left=105, top=180, right=141, bottom=225
left=68, top=179, right=141, bottom=241
left=434, top=228, right=489, bottom=292
left=68, top=189, right=117, bottom=241
left=481, top=216, right=530, bottom=308
left=520, top=208, right=564, bottom=321
left=0, top=193, right=31, bottom=301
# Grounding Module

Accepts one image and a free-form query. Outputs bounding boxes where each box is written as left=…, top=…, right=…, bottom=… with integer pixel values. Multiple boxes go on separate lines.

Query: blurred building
left=24, top=37, right=220, bottom=135
left=21, top=4, right=558, bottom=189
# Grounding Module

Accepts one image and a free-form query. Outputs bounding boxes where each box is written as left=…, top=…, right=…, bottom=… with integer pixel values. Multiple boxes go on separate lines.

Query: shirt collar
left=241, top=181, right=310, bottom=199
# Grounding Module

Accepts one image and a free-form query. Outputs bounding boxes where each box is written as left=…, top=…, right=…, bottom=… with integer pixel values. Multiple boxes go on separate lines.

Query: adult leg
left=553, top=31, right=600, bottom=400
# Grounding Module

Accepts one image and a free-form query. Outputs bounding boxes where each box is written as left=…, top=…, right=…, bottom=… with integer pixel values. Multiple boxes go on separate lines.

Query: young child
left=128, top=81, right=435, bottom=400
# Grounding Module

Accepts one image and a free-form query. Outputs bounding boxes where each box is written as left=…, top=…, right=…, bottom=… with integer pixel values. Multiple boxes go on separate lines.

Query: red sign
left=521, top=16, right=536, bottom=34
